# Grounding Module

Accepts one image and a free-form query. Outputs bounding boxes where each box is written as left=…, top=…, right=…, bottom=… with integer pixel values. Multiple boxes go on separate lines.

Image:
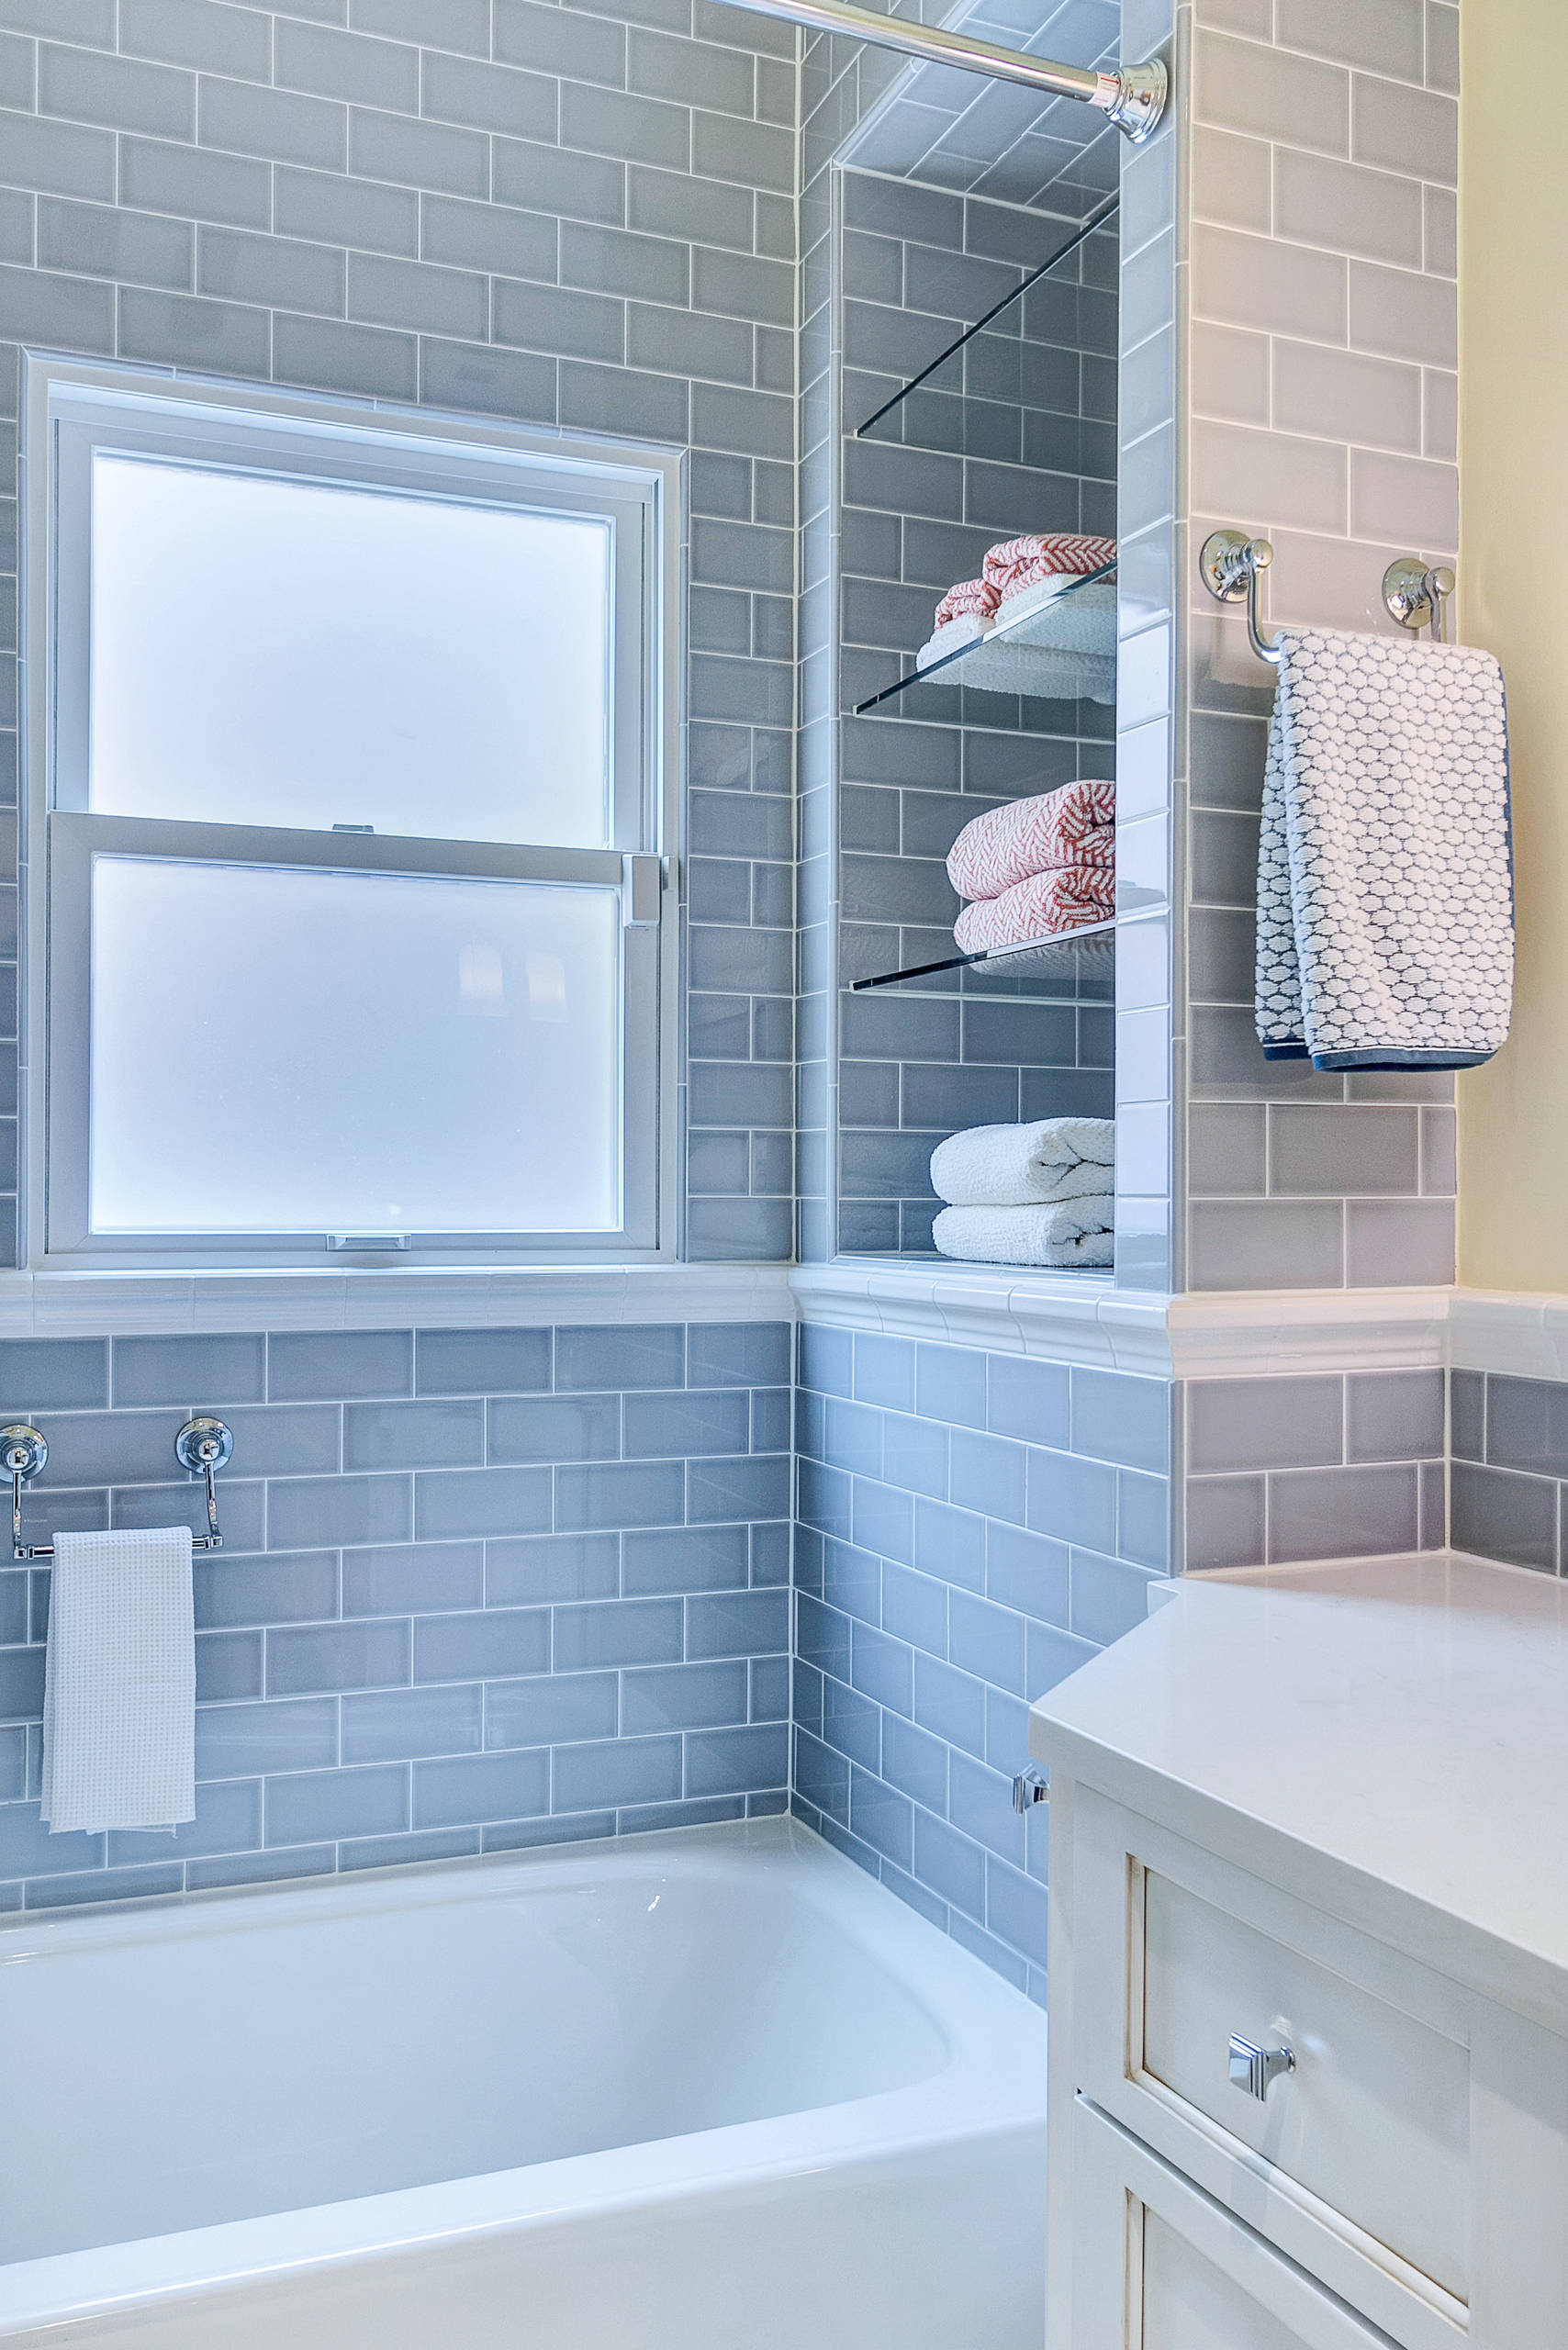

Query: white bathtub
left=0, top=1817, right=1047, bottom=2346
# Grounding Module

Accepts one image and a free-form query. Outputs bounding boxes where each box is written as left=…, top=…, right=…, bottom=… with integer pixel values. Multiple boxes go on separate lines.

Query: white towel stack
left=42, top=1526, right=196, bottom=1835
left=930, top=1118, right=1114, bottom=1269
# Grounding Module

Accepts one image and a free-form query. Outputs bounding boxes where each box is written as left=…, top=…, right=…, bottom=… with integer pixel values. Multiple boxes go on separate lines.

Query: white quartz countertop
left=1029, top=1550, right=1568, bottom=2031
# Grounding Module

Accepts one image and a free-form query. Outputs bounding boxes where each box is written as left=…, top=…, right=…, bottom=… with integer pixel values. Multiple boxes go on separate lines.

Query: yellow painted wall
left=1456, top=0, right=1568, bottom=1289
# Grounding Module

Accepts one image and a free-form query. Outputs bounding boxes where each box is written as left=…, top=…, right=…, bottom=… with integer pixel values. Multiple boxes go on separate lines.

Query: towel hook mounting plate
left=1199, top=530, right=1281, bottom=666
left=3, top=1416, right=233, bottom=1560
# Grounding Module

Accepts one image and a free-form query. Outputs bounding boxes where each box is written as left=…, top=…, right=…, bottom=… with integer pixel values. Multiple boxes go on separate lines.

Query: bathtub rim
left=0, top=1815, right=1047, bottom=2340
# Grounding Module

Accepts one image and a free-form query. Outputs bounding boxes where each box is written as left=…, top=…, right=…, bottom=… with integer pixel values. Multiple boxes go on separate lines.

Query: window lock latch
left=623, top=855, right=662, bottom=925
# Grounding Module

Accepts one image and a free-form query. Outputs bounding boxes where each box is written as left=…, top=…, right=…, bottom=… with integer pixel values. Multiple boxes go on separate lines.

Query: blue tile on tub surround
left=0, top=1317, right=796, bottom=1911
left=795, top=1322, right=1172, bottom=1995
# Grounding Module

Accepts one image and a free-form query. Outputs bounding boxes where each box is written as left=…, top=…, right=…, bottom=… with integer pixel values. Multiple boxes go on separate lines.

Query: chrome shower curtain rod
left=720, top=0, right=1168, bottom=141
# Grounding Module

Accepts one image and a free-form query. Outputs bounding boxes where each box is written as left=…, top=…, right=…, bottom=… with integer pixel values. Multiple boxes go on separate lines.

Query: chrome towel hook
left=1383, top=556, right=1456, bottom=643
left=1199, top=530, right=1280, bottom=666
left=1, top=1416, right=234, bottom=1560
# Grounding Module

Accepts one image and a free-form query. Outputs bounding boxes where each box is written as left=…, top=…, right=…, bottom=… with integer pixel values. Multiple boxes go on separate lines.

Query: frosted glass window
left=87, top=455, right=612, bottom=849
left=88, top=858, right=622, bottom=1235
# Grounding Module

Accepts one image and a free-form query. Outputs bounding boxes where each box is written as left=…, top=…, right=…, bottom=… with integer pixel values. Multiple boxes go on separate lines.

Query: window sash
left=49, top=392, right=656, bottom=856
left=28, top=361, right=681, bottom=1273
left=44, top=814, right=662, bottom=1263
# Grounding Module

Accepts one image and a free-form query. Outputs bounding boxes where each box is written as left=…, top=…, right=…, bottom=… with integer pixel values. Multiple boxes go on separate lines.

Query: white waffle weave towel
left=932, top=1199, right=1114, bottom=1269
left=930, top=1117, right=1114, bottom=1207
left=42, top=1526, right=196, bottom=1835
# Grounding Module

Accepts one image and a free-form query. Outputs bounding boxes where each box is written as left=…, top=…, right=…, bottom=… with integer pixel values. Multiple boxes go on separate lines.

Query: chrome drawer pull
left=1227, top=2033, right=1295, bottom=2101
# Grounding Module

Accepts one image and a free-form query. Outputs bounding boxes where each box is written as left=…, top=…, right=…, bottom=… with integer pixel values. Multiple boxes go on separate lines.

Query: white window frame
left=23, top=357, right=682, bottom=1272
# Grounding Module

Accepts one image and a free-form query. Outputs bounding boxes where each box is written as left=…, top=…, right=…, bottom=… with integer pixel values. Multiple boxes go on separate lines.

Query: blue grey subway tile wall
left=1181, top=0, right=1461, bottom=1292
left=791, top=1320, right=1172, bottom=1998
left=0, top=0, right=803, bottom=1267
left=1450, top=1369, right=1568, bottom=1577
left=0, top=1320, right=791, bottom=1908
left=1183, top=1367, right=1448, bottom=1572
left=832, top=166, right=1119, bottom=1259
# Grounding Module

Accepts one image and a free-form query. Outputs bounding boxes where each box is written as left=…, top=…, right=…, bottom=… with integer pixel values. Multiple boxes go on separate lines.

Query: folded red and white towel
left=954, top=867, right=1114, bottom=955
left=947, top=778, right=1115, bottom=900
left=932, top=576, right=1000, bottom=631
left=982, top=532, right=1116, bottom=606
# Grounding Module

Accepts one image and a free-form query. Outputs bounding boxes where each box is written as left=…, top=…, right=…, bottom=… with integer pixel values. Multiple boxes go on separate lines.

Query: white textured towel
left=930, top=1117, right=1114, bottom=1207
left=42, top=1526, right=196, bottom=1835
left=933, top=1200, right=1114, bottom=1269
left=1255, top=629, right=1514, bottom=1069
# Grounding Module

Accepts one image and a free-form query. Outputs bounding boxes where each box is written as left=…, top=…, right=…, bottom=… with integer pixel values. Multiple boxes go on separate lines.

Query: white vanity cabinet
left=1029, top=1554, right=1568, bottom=2350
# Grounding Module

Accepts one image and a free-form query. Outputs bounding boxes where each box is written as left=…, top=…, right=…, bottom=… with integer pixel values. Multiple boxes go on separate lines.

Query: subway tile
left=986, top=1356, right=1070, bottom=1448
left=267, top=1617, right=409, bottom=1696
left=119, top=133, right=270, bottom=227
left=555, top=1325, right=684, bottom=1393
left=268, top=1330, right=411, bottom=1403
left=269, top=1473, right=410, bottom=1551
left=1188, top=1376, right=1343, bottom=1473
left=119, top=285, right=271, bottom=373
left=1185, top=1475, right=1267, bottom=1572
left=1346, top=1199, right=1454, bottom=1287
left=486, top=1531, right=619, bottom=1607
left=342, top=1683, right=482, bottom=1763
left=623, top=1660, right=747, bottom=1735
left=688, top=1586, right=787, bottom=1659
left=1347, top=1371, right=1445, bottom=1464
left=1071, top=1371, right=1170, bottom=1473
left=414, top=1607, right=548, bottom=1684
left=1486, top=1377, right=1568, bottom=1481
left=1451, top=1461, right=1557, bottom=1574
left=1189, top=1200, right=1345, bottom=1290
left=623, top=1389, right=749, bottom=1460
left=39, top=197, right=194, bottom=292
left=554, top=1734, right=681, bottom=1813
left=122, top=0, right=273, bottom=77
left=345, top=1397, right=482, bottom=1472
left=196, top=1550, right=338, bottom=1630
left=948, top=1589, right=1025, bottom=1696
left=622, top=1523, right=745, bottom=1596
left=114, top=1334, right=265, bottom=1407
left=274, top=311, right=418, bottom=400
left=554, top=1597, right=682, bottom=1671
left=850, top=1766, right=912, bottom=1873
left=196, top=1629, right=262, bottom=1702
left=686, top=1323, right=790, bottom=1389
left=348, top=103, right=485, bottom=195
left=487, top=1393, right=622, bottom=1465
left=265, top=1762, right=407, bottom=1845
left=554, top=1460, right=684, bottom=1532
left=196, top=1695, right=337, bottom=1780
left=0, top=1340, right=107, bottom=1413
left=486, top=1670, right=618, bottom=1749
left=341, top=1827, right=479, bottom=1872
left=1025, top=1448, right=1116, bottom=1553
left=415, top=1327, right=550, bottom=1397
left=343, top=1539, right=484, bottom=1616
left=187, top=1845, right=333, bottom=1891
left=40, top=44, right=195, bottom=141
left=1268, top=1463, right=1420, bottom=1563
left=200, top=75, right=347, bottom=171
left=413, top=1465, right=551, bottom=1541
left=413, top=1747, right=549, bottom=1829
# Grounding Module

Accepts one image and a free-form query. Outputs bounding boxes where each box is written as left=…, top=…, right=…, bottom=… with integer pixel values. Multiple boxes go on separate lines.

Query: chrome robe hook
left=1199, top=531, right=1280, bottom=666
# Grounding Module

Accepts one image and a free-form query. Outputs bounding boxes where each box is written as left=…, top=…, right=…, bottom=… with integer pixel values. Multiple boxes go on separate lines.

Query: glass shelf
left=855, top=192, right=1119, bottom=454
left=854, top=563, right=1116, bottom=714
left=852, top=912, right=1117, bottom=993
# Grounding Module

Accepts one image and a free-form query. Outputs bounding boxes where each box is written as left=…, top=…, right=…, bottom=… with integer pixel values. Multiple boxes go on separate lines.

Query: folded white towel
left=1256, top=629, right=1513, bottom=1069
left=915, top=614, right=986, bottom=671
left=930, top=1117, right=1114, bottom=1207
left=932, top=1200, right=1114, bottom=1269
left=42, top=1526, right=196, bottom=1835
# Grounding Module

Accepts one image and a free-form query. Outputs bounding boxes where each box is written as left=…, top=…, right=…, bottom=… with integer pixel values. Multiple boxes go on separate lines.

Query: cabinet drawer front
left=1070, top=2101, right=1394, bottom=2350
left=1143, top=1867, right=1469, bottom=2300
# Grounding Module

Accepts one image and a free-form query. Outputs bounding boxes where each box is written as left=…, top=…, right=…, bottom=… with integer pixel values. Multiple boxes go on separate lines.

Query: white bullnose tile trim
left=789, top=1259, right=1170, bottom=1372
left=0, top=1262, right=799, bottom=1338
left=1447, top=1291, right=1568, bottom=1382
left=1166, top=1287, right=1452, bottom=1377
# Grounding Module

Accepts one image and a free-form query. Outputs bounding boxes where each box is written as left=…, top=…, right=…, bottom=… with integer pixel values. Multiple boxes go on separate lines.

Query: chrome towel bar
left=1200, top=529, right=1456, bottom=664
left=1, top=1416, right=233, bottom=1561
